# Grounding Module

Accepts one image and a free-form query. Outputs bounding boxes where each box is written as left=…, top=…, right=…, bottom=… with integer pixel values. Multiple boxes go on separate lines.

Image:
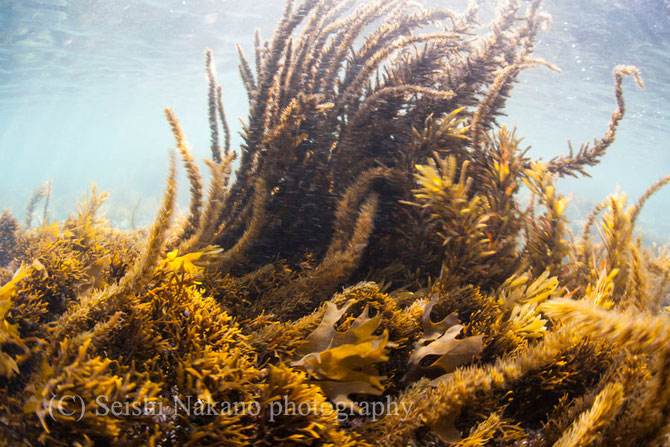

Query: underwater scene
left=1, top=0, right=670, bottom=445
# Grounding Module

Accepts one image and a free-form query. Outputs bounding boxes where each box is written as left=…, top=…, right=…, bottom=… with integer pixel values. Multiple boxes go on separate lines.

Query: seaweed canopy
left=162, top=0, right=647, bottom=320
left=3, top=0, right=670, bottom=446
left=164, top=0, right=564, bottom=317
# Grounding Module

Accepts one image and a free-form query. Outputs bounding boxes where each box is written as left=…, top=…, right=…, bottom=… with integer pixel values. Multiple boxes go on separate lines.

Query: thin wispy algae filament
left=0, top=0, right=669, bottom=446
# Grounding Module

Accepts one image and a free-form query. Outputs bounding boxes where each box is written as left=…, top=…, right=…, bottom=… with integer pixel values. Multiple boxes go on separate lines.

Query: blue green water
left=0, top=0, right=668, bottom=240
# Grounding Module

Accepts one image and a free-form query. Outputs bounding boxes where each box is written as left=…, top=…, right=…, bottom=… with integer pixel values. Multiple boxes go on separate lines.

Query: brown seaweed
left=0, top=1, right=669, bottom=446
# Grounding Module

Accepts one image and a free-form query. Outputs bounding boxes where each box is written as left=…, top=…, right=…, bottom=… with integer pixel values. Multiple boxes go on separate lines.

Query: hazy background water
left=0, top=0, right=668, bottom=242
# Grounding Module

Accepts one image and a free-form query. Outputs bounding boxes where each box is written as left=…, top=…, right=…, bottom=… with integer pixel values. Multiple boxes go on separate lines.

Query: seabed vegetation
left=1, top=0, right=669, bottom=445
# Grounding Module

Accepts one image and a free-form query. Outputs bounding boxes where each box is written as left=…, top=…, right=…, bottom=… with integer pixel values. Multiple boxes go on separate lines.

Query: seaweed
left=24, top=180, right=52, bottom=229
left=2, top=0, right=670, bottom=445
left=0, top=210, right=19, bottom=267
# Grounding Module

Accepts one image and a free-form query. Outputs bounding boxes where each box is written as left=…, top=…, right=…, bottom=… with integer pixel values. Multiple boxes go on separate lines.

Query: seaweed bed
left=1, top=1, right=670, bottom=446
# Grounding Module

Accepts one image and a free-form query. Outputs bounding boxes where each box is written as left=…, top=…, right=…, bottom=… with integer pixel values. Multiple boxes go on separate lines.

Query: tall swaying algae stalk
left=0, top=1, right=668, bottom=445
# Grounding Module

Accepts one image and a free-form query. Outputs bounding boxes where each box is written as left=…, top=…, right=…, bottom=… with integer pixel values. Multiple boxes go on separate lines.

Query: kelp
left=1, top=0, right=669, bottom=446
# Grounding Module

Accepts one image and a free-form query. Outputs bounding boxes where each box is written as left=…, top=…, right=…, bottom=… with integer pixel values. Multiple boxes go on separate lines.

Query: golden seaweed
left=2, top=1, right=670, bottom=446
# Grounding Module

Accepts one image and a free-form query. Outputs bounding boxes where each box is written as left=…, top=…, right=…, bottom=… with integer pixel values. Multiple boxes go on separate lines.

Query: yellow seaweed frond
left=164, top=107, right=204, bottom=241
left=405, top=297, right=482, bottom=381
left=367, top=327, right=574, bottom=445
left=0, top=267, right=31, bottom=378
left=454, top=411, right=527, bottom=447
left=554, top=381, right=624, bottom=447
left=292, top=301, right=389, bottom=412
left=158, top=245, right=222, bottom=278
left=255, top=364, right=366, bottom=447
left=547, top=65, right=645, bottom=177
left=541, top=297, right=670, bottom=354
left=50, top=154, right=177, bottom=346
left=27, top=338, right=164, bottom=443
